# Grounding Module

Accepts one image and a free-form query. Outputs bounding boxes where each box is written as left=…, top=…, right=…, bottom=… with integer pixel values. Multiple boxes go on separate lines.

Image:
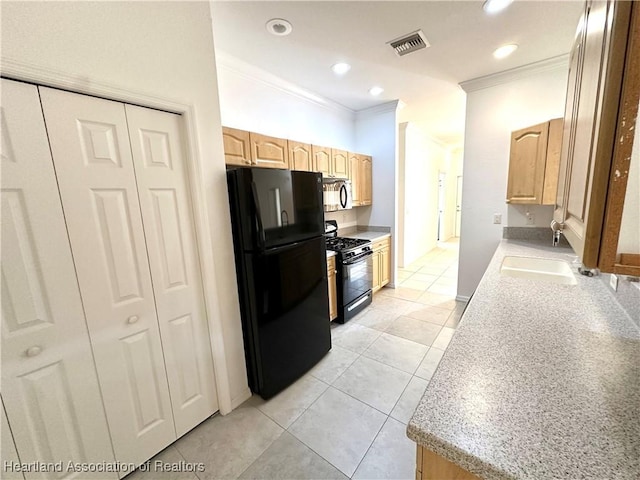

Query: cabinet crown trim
left=460, top=54, right=569, bottom=93
left=216, top=52, right=354, bottom=117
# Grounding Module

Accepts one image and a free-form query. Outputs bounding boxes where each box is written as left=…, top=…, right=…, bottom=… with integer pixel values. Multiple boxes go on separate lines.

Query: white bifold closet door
left=38, top=87, right=217, bottom=466
left=1, top=79, right=117, bottom=478
left=125, top=105, right=217, bottom=436
left=2, top=399, right=24, bottom=480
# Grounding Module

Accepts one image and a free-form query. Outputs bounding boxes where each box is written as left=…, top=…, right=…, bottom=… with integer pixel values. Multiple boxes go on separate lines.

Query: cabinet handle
left=127, top=315, right=139, bottom=324
left=245, top=160, right=251, bottom=165
left=25, top=346, right=42, bottom=357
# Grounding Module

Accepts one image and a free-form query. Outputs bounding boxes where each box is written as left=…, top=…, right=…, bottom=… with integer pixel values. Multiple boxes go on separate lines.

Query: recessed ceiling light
left=369, top=86, right=384, bottom=97
left=483, top=0, right=514, bottom=14
left=265, top=18, right=293, bottom=36
left=331, top=63, right=351, bottom=75
left=493, top=44, right=518, bottom=59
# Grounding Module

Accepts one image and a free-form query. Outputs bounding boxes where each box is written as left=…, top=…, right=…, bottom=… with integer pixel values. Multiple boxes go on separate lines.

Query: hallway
left=395, top=238, right=460, bottom=301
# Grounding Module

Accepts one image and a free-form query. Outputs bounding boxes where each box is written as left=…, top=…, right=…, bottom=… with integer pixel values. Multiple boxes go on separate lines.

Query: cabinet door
left=250, top=133, right=289, bottom=169
left=1, top=79, right=116, bottom=478
left=327, top=256, right=337, bottom=321
left=563, top=1, right=609, bottom=254
left=125, top=105, right=218, bottom=437
left=332, top=149, right=349, bottom=178
left=506, top=122, right=549, bottom=204
left=381, top=244, right=391, bottom=287
left=542, top=118, right=564, bottom=205
left=222, top=127, right=252, bottom=166
left=39, top=87, right=176, bottom=466
left=554, top=10, right=585, bottom=224
left=289, top=140, right=313, bottom=171
left=312, top=145, right=332, bottom=176
left=349, top=152, right=361, bottom=206
left=372, top=249, right=381, bottom=293
left=360, top=156, right=373, bottom=205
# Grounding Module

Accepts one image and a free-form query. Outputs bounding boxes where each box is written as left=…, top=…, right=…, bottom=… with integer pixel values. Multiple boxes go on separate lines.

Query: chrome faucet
left=550, top=220, right=564, bottom=247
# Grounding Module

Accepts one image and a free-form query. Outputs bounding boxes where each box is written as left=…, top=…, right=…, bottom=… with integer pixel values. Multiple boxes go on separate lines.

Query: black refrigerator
left=227, top=167, right=331, bottom=399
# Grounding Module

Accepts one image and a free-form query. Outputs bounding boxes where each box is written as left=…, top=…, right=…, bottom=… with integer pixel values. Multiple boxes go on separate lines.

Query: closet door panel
left=1, top=79, right=116, bottom=478
left=38, top=87, right=175, bottom=466
left=125, top=105, right=217, bottom=437
left=2, top=399, right=25, bottom=480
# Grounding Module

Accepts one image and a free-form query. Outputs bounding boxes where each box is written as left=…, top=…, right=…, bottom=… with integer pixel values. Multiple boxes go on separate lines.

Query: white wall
left=216, top=53, right=356, bottom=152
left=458, top=65, right=569, bottom=299
left=397, top=123, right=445, bottom=266
left=355, top=102, right=399, bottom=283
left=1, top=1, right=249, bottom=411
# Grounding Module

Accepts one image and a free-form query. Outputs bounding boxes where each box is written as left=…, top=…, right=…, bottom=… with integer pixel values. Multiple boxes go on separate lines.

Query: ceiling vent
left=387, top=30, right=430, bottom=57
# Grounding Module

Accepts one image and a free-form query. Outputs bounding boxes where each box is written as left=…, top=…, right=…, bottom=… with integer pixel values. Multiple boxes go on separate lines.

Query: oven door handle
left=342, top=250, right=373, bottom=265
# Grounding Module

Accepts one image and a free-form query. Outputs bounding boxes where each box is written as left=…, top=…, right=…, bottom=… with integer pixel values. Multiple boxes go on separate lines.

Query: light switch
left=493, top=213, right=502, bottom=224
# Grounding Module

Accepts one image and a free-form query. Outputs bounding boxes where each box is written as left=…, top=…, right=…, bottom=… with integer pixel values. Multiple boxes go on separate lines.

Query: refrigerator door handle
left=251, top=181, right=266, bottom=250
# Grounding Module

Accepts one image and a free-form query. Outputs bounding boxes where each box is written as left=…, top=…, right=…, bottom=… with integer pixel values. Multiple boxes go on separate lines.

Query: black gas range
left=325, top=221, right=373, bottom=323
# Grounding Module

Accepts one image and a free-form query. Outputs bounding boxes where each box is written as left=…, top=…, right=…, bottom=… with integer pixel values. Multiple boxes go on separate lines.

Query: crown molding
left=1, top=58, right=187, bottom=112
left=459, top=54, right=570, bottom=93
left=215, top=51, right=354, bottom=118
left=355, top=100, right=401, bottom=121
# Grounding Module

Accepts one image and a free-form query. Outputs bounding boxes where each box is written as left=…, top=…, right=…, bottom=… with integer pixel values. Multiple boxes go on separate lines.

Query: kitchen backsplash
left=325, top=209, right=358, bottom=229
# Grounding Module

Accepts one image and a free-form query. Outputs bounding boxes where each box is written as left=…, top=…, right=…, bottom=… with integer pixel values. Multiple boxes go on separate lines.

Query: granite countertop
left=407, top=239, right=640, bottom=480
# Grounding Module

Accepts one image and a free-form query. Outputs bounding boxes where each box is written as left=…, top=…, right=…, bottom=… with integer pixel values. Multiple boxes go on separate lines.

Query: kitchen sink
left=500, top=256, right=577, bottom=285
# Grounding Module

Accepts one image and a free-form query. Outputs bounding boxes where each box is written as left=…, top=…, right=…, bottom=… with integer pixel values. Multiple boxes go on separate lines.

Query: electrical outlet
left=526, top=212, right=535, bottom=225
left=610, top=274, right=618, bottom=291
left=493, top=213, right=502, bottom=224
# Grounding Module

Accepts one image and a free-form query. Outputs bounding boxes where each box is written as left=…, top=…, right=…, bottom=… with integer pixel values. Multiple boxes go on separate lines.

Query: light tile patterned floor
left=127, top=239, right=464, bottom=480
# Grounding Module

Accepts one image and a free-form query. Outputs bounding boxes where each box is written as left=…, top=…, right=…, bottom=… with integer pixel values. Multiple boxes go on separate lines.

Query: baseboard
left=229, top=388, right=252, bottom=412
left=455, top=295, right=470, bottom=303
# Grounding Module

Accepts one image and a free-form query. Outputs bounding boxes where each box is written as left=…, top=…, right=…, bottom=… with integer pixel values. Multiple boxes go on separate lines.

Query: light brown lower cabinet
left=372, top=236, right=391, bottom=292
left=416, top=445, right=480, bottom=480
left=327, top=255, right=338, bottom=321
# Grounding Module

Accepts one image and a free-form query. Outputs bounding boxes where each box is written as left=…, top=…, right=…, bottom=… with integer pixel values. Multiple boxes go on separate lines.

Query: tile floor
left=128, top=240, right=464, bottom=480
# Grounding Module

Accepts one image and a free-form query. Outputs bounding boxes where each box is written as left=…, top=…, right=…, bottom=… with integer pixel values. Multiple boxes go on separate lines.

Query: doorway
left=437, top=172, right=446, bottom=241
left=455, top=175, right=463, bottom=237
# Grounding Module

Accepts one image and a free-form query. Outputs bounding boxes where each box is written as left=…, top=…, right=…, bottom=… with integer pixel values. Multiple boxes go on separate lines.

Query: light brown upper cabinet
left=250, top=133, right=289, bottom=169
left=312, top=145, right=332, bottom=176
left=360, top=155, right=373, bottom=206
left=222, top=127, right=252, bottom=166
left=348, top=152, right=372, bottom=207
left=349, top=152, right=362, bottom=206
left=289, top=140, right=313, bottom=171
left=553, top=0, right=633, bottom=270
left=313, top=145, right=349, bottom=178
left=506, top=119, right=562, bottom=205
left=332, top=149, right=349, bottom=178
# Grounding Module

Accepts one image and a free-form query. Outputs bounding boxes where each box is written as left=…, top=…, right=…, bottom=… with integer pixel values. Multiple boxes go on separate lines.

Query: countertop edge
left=406, top=423, right=511, bottom=480
left=406, top=238, right=640, bottom=480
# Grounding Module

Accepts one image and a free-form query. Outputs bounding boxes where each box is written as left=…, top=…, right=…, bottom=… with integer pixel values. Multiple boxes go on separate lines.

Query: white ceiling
left=210, top=1, right=583, bottom=145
